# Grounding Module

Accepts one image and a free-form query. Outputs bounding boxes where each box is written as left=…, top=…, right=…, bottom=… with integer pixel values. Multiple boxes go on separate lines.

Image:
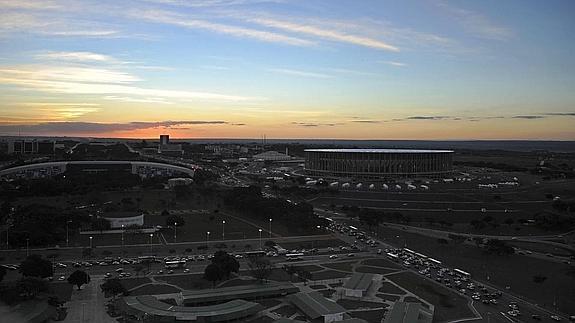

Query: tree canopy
left=68, top=270, right=91, bottom=290
left=19, top=255, right=53, bottom=278
left=100, top=278, right=127, bottom=298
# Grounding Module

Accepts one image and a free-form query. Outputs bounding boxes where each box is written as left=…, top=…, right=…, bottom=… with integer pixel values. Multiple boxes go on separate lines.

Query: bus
left=386, top=253, right=399, bottom=262
left=286, top=253, right=304, bottom=261
left=414, top=252, right=428, bottom=259
left=165, top=260, right=186, bottom=269
left=454, top=268, right=471, bottom=278
left=428, top=258, right=442, bottom=265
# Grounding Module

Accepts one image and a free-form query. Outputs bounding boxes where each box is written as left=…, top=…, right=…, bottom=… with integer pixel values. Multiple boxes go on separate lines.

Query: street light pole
left=269, top=218, right=272, bottom=238
left=121, top=225, right=125, bottom=254
left=222, top=220, right=225, bottom=241
left=26, top=238, right=29, bottom=257
left=174, top=222, right=177, bottom=243
left=89, top=236, right=93, bottom=249
left=206, top=231, right=210, bottom=248
left=66, top=220, right=72, bottom=247
left=149, top=233, right=153, bottom=255
left=258, top=229, right=262, bottom=250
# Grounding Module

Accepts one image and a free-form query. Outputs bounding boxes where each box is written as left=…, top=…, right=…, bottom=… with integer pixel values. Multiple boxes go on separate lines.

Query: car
left=329, top=255, right=338, bottom=259
left=104, top=272, right=112, bottom=278
left=551, top=315, right=561, bottom=321
left=58, top=276, right=66, bottom=281
left=531, top=314, right=541, bottom=320
left=157, top=270, right=163, bottom=274
left=168, top=270, right=174, bottom=274
left=183, top=268, right=190, bottom=273
left=347, top=253, right=355, bottom=257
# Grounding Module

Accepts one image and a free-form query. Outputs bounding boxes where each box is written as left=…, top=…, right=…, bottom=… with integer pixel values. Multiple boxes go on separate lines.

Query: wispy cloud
left=239, top=15, right=399, bottom=51
left=433, top=0, right=513, bottom=40
left=0, top=120, right=234, bottom=135
left=0, top=65, right=263, bottom=103
left=380, top=61, right=407, bottom=67
left=34, top=51, right=117, bottom=63
left=268, top=68, right=332, bottom=79
left=291, top=121, right=342, bottom=127
left=134, top=9, right=314, bottom=47
left=543, top=112, right=575, bottom=116
left=512, top=115, right=546, bottom=120
left=351, top=120, right=381, bottom=124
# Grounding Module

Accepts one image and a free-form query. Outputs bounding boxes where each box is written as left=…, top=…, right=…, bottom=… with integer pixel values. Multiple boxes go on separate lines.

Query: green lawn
left=386, top=272, right=474, bottom=323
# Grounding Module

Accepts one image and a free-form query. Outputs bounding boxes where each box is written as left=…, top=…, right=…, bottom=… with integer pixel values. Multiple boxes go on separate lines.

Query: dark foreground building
left=304, top=149, right=453, bottom=179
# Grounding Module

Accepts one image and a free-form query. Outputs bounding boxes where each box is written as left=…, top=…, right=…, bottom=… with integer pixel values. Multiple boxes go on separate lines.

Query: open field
left=386, top=271, right=473, bottom=323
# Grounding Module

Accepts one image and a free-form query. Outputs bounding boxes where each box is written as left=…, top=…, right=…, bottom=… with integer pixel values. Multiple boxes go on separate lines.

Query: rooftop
left=305, top=149, right=454, bottom=153
left=288, top=291, right=346, bottom=319
left=181, top=283, right=298, bottom=304
left=118, top=295, right=263, bottom=322
left=343, top=273, right=374, bottom=291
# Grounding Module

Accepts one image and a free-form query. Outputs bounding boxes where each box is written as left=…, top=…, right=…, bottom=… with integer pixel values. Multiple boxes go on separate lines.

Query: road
left=326, top=215, right=572, bottom=323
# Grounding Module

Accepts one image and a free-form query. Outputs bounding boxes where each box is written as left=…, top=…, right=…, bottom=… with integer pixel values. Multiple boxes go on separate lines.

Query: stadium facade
left=304, top=149, right=453, bottom=179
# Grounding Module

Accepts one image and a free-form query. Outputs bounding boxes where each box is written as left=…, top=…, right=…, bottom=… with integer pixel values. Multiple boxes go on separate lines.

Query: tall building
left=159, top=135, right=170, bottom=145
left=7, top=140, right=55, bottom=155
left=158, top=134, right=183, bottom=156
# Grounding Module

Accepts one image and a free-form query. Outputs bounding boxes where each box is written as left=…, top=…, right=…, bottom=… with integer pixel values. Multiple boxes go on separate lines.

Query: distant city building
left=159, top=134, right=170, bottom=145
left=305, top=149, right=453, bottom=179
left=102, top=212, right=145, bottom=228
left=253, top=151, right=292, bottom=161
left=7, top=139, right=55, bottom=155
left=0, top=161, right=195, bottom=179
left=158, top=134, right=183, bottom=156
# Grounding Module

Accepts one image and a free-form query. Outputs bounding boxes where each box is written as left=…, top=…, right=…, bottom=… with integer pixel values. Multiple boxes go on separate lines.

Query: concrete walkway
left=63, top=277, right=116, bottom=323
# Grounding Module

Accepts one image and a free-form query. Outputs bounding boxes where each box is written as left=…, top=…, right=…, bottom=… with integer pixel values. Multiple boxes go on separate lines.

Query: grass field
left=386, top=271, right=473, bottom=322
left=154, top=273, right=211, bottom=290
left=355, top=266, right=399, bottom=275
left=311, top=270, right=349, bottom=280
left=119, top=277, right=152, bottom=291
left=129, top=284, right=180, bottom=296
left=361, top=258, right=401, bottom=269
left=377, top=282, right=406, bottom=295
left=322, top=261, right=355, bottom=272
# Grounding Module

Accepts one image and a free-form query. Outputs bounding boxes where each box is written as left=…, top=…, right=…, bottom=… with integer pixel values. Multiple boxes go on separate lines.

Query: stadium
left=304, top=148, right=453, bottom=179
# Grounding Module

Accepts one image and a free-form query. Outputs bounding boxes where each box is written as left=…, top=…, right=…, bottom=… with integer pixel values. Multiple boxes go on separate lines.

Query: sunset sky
left=0, top=0, right=574, bottom=139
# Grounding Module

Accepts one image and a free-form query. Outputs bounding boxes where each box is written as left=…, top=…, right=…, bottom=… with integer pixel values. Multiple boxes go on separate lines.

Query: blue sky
left=0, top=0, right=574, bottom=139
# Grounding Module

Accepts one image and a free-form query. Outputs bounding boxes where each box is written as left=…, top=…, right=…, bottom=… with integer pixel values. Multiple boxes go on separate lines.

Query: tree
left=297, top=269, right=312, bottom=284
left=204, top=263, right=222, bottom=287
left=68, top=270, right=91, bottom=290
left=484, top=239, right=515, bottom=255
left=504, top=218, right=515, bottom=226
left=533, top=274, right=547, bottom=284
left=437, top=238, right=449, bottom=245
left=101, top=278, right=127, bottom=298
left=16, top=277, right=48, bottom=298
left=283, top=265, right=297, bottom=282
left=132, top=264, right=144, bottom=276
left=19, top=255, right=53, bottom=278
left=247, top=256, right=273, bottom=282
left=212, top=251, right=239, bottom=279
